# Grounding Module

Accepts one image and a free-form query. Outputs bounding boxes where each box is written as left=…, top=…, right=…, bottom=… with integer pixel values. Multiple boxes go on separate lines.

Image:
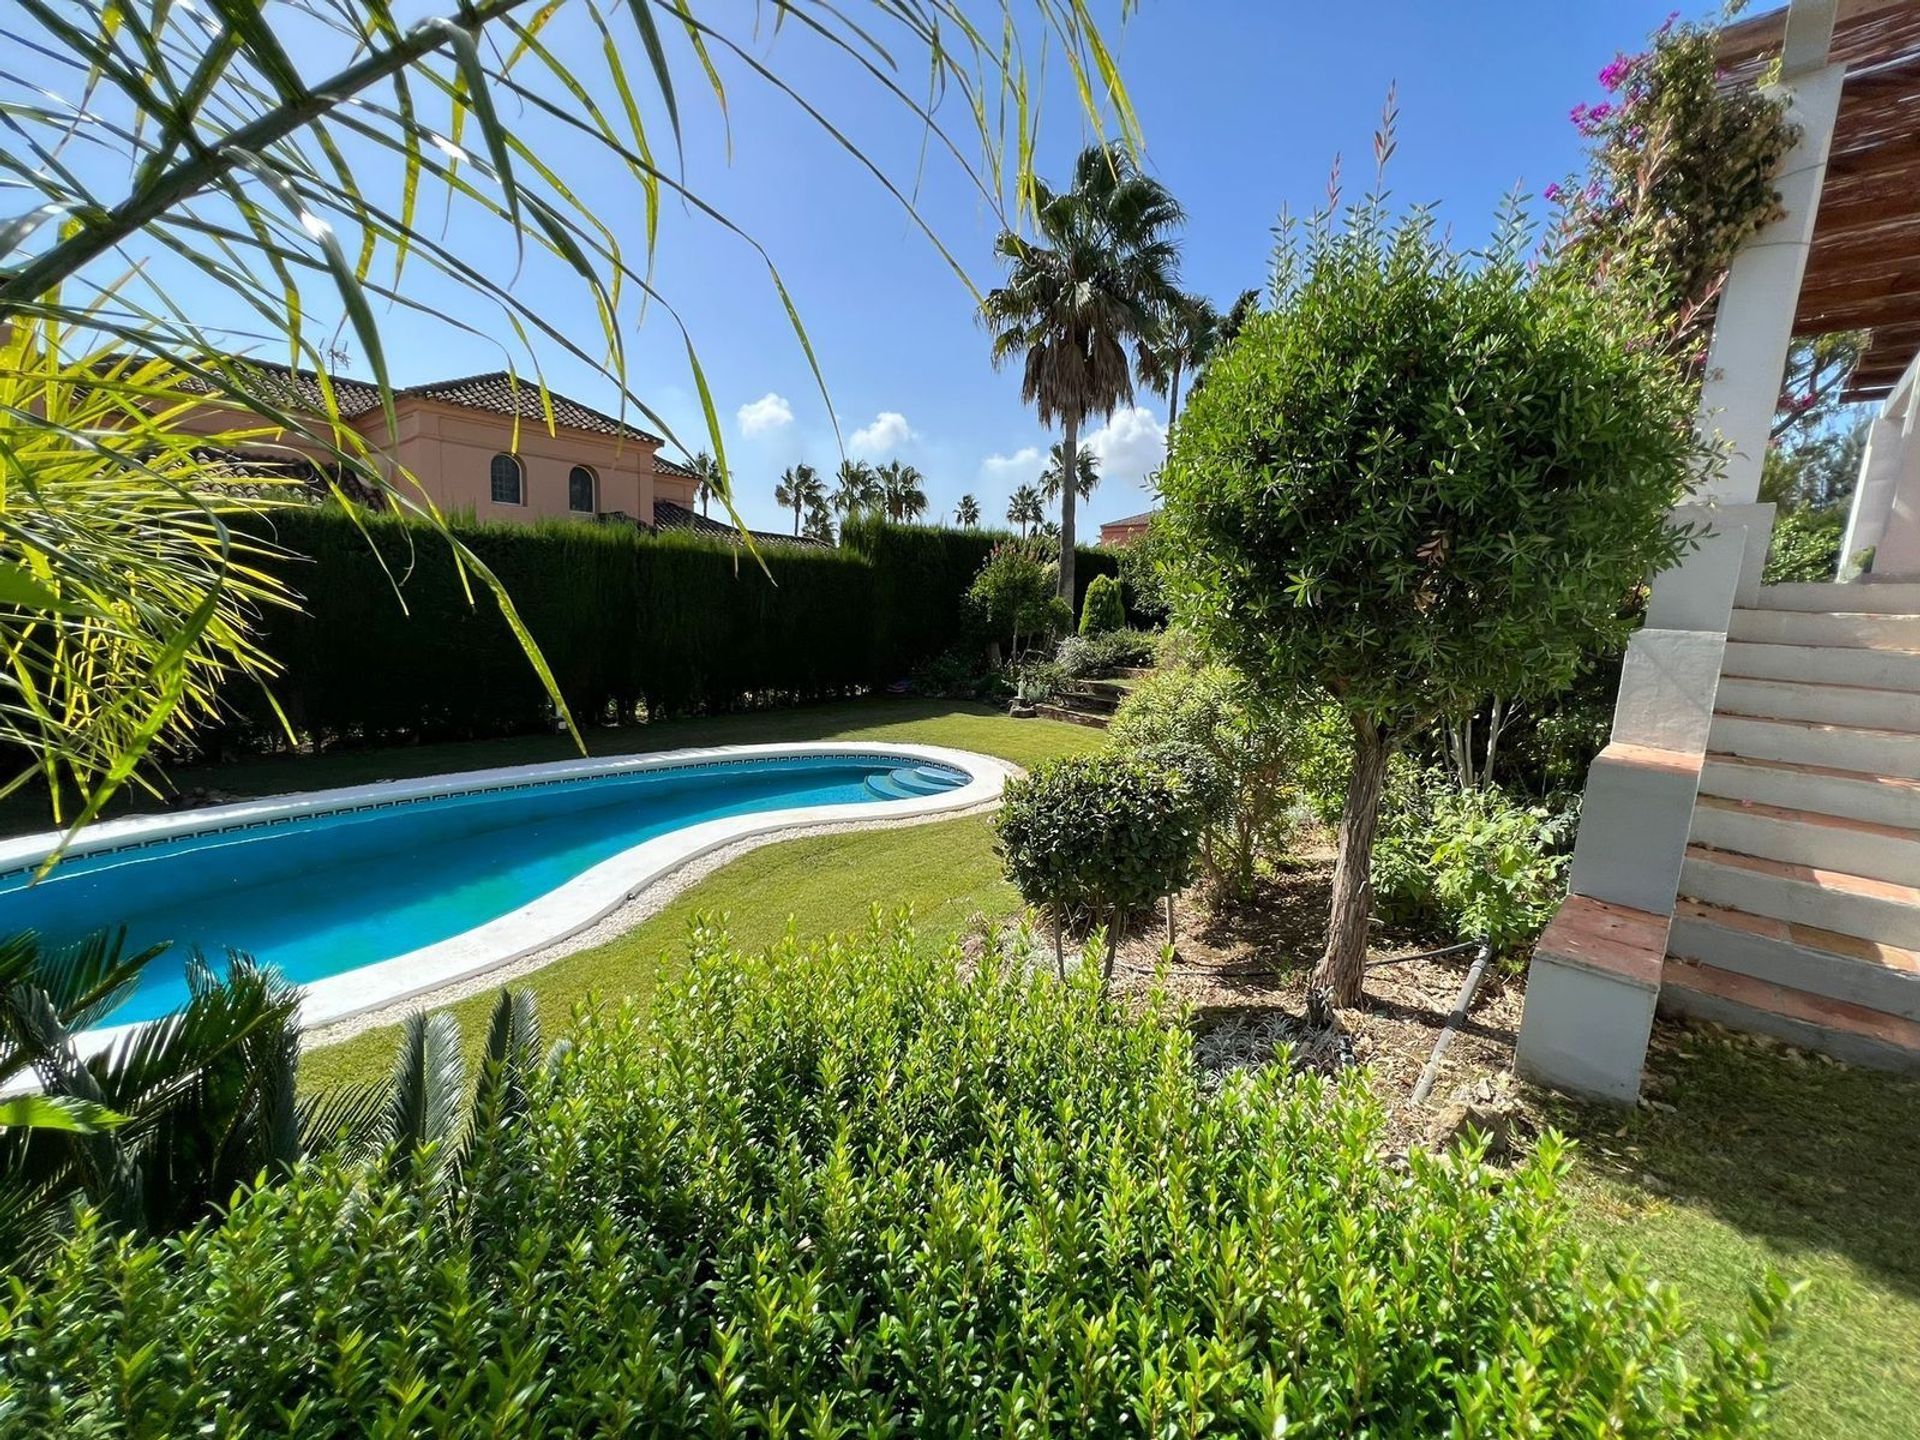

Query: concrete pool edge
left=25, top=742, right=1014, bottom=1056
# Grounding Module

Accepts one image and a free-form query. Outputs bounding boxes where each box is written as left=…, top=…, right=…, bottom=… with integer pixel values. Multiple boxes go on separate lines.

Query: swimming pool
left=0, top=744, right=1000, bottom=1029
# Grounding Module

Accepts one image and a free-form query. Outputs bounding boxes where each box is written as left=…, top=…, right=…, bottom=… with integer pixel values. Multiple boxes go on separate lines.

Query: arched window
left=489, top=453, right=523, bottom=505
left=568, top=464, right=597, bottom=513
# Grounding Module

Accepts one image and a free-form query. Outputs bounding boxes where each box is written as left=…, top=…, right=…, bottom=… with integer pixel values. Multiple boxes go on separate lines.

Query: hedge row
left=214, top=509, right=1121, bottom=746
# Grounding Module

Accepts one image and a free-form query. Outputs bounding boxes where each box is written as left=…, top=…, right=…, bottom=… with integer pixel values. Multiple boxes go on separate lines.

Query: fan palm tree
left=0, top=929, right=547, bottom=1256
left=831, top=460, right=882, bottom=522
left=954, top=494, right=982, bottom=527
left=878, top=461, right=929, bottom=523
left=803, top=499, right=836, bottom=543
left=688, top=452, right=725, bottom=517
left=1140, top=287, right=1262, bottom=429
left=984, top=144, right=1183, bottom=603
left=1039, top=441, right=1101, bottom=509
left=1007, top=484, right=1045, bottom=538
left=774, top=464, right=827, bottom=537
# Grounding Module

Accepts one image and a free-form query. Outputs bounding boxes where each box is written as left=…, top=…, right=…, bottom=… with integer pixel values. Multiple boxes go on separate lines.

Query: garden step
left=1669, top=898, right=1920, bottom=1022
left=1705, top=713, right=1920, bottom=779
left=1114, top=666, right=1154, bottom=679
left=1721, top=640, right=1920, bottom=692
left=1659, top=952, right=1920, bottom=1073
left=1690, top=794, right=1920, bottom=888
left=1679, top=844, right=1920, bottom=949
left=1752, top=581, right=1920, bottom=614
left=1062, top=686, right=1120, bottom=712
left=1714, top=676, right=1920, bottom=733
left=1726, top=607, right=1920, bottom=652
left=1074, top=677, right=1130, bottom=699
left=1033, top=702, right=1110, bottom=730
left=1699, top=753, right=1920, bottom=831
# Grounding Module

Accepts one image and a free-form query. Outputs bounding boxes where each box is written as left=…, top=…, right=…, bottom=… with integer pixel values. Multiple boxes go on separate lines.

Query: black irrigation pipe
left=1411, top=937, right=1496, bottom=1108
left=1364, top=937, right=1482, bottom=972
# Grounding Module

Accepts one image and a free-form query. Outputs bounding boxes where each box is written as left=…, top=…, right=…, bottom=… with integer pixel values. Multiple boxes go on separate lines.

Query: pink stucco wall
left=174, top=393, right=675, bottom=525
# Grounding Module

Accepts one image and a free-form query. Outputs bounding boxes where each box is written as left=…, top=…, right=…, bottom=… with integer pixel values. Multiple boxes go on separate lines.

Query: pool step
left=863, top=766, right=964, bottom=802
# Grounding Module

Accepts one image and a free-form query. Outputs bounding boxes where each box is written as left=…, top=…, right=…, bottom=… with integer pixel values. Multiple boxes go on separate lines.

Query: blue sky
left=80, top=2, right=1691, bottom=533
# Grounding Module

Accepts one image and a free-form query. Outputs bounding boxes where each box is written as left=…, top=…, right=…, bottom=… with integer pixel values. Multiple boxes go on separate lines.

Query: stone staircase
left=1662, top=581, right=1920, bottom=1069
left=1034, top=677, right=1125, bottom=730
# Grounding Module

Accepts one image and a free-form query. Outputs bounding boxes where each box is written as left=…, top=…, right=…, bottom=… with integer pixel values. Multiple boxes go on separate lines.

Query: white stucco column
left=1841, top=400, right=1911, bottom=576
left=1693, top=61, right=1846, bottom=504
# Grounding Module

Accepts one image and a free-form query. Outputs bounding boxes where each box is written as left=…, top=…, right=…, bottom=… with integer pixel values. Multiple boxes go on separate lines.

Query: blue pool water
left=0, top=755, right=966, bottom=1025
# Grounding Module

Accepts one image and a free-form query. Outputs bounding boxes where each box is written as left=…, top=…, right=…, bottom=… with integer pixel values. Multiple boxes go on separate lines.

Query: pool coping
left=8, top=741, right=1015, bottom=1058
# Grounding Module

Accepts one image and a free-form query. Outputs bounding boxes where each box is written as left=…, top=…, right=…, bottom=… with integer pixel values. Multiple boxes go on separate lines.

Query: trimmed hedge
left=0, top=920, right=1790, bottom=1436
left=842, top=517, right=1119, bottom=677
left=216, top=511, right=1114, bottom=747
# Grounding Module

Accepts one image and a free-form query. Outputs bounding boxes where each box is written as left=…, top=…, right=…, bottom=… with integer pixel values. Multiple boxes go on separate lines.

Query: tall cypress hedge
left=213, top=510, right=1117, bottom=749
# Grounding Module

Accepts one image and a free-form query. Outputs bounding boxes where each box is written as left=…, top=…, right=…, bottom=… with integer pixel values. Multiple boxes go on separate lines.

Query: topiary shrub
left=1108, top=666, right=1299, bottom=903
left=1078, top=572, right=1126, bottom=635
left=0, top=919, right=1792, bottom=1435
left=1159, top=173, right=1702, bottom=1004
left=994, top=754, right=1201, bottom=981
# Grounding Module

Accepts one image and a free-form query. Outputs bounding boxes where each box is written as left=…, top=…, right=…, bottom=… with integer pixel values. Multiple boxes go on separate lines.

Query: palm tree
left=774, top=463, right=826, bottom=536
left=1039, top=441, right=1100, bottom=510
left=1007, top=484, right=1045, bottom=538
left=877, top=460, right=929, bottom=522
left=0, top=929, right=547, bottom=1255
left=1140, top=287, right=1262, bottom=429
left=831, top=459, right=881, bottom=522
left=803, top=499, right=836, bottom=543
left=954, top=494, right=982, bottom=527
left=984, top=144, right=1183, bottom=603
left=1138, top=292, right=1220, bottom=430
left=688, top=452, right=724, bottom=517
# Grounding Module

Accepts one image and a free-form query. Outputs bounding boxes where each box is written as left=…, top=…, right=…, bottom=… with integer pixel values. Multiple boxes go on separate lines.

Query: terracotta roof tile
left=403, top=371, right=661, bottom=442
left=651, top=500, right=828, bottom=548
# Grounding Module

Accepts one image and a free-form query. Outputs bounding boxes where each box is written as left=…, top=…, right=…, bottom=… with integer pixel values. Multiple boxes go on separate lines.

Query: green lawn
left=1555, top=1030, right=1920, bottom=1439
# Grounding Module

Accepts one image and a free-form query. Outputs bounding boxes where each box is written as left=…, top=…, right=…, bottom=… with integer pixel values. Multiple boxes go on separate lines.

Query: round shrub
left=0, top=920, right=1791, bottom=1436
left=994, top=753, right=1201, bottom=976
left=1078, top=572, right=1126, bottom=635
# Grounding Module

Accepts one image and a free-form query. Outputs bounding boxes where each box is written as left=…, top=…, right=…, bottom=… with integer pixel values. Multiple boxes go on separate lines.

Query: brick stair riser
left=1033, top=704, right=1109, bottom=730
left=1707, top=714, right=1920, bottom=780
left=1658, top=969, right=1920, bottom=1073
left=1698, top=758, right=1919, bottom=829
left=1753, top=581, right=1920, bottom=614
left=1690, top=804, right=1920, bottom=889
left=1680, top=855, right=1920, bottom=948
left=1668, top=912, right=1920, bottom=1023
left=1722, top=640, right=1920, bottom=691
left=1727, top=608, right=1920, bottom=652
left=1716, top=676, right=1920, bottom=733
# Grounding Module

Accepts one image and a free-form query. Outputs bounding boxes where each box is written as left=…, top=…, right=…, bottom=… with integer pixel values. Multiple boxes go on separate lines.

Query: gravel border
left=303, top=797, right=1004, bottom=1050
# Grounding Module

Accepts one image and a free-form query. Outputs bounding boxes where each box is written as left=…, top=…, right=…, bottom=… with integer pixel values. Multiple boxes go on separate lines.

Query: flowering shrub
left=1553, top=17, right=1798, bottom=354
left=0, top=919, right=1793, bottom=1436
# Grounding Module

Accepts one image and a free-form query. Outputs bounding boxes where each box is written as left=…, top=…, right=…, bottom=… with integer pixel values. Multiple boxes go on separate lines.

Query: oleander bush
left=0, top=920, right=1792, bottom=1436
left=1108, top=666, right=1302, bottom=902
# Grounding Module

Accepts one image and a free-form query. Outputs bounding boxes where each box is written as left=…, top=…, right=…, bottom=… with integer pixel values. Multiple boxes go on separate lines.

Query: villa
left=177, top=359, right=726, bottom=534
left=1098, top=509, right=1156, bottom=546
left=1517, top=0, right=1920, bottom=1099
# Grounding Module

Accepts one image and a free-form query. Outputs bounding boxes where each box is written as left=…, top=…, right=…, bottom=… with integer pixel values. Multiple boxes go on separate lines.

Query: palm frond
left=383, top=1009, right=466, bottom=1186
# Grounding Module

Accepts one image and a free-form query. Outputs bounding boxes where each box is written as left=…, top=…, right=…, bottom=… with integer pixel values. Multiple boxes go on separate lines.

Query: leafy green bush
left=1108, top=666, right=1299, bottom=902
left=1763, top=506, right=1845, bottom=584
left=995, top=754, right=1201, bottom=978
left=1078, top=573, right=1126, bottom=635
left=1373, top=772, right=1576, bottom=954
left=1055, top=627, right=1157, bottom=682
left=0, top=920, right=1791, bottom=1436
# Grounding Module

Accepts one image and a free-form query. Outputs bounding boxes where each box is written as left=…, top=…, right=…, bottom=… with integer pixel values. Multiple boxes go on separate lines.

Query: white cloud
left=1083, top=406, right=1167, bottom=491
left=736, top=392, right=793, bottom=436
left=979, top=445, right=1044, bottom=484
left=850, top=410, right=915, bottom=455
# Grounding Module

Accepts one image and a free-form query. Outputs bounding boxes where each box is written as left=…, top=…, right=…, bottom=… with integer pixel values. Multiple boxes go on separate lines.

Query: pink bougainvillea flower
left=1542, top=182, right=1565, bottom=204
left=1598, top=56, right=1635, bottom=91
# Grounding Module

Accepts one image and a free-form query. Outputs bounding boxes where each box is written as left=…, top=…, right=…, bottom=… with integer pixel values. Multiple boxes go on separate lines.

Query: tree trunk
left=1101, top=904, right=1123, bottom=989
left=1310, top=714, right=1391, bottom=1010
left=1167, top=359, right=1184, bottom=430
left=1057, top=410, right=1080, bottom=604
left=792, top=504, right=801, bottom=537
